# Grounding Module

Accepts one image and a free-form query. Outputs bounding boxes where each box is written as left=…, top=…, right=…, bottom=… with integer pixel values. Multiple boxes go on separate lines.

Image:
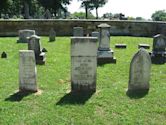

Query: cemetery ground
left=0, top=36, right=165, bottom=125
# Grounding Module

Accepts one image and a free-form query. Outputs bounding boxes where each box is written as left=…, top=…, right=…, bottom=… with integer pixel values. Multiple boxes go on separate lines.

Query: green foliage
left=70, top=12, right=95, bottom=19
left=38, top=0, right=71, bottom=14
left=151, top=10, right=166, bottom=21
left=135, top=17, right=145, bottom=21
left=102, top=12, right=113, bottom=19
left=0, top=36, right=165, bottom=124
left=79, top=0, right=108, bottom=19
left=0, top=0, right=71, bottom=19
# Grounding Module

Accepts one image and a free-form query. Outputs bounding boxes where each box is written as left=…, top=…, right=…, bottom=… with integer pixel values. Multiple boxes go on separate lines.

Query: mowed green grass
left=0, top=36, right=165, bottom=125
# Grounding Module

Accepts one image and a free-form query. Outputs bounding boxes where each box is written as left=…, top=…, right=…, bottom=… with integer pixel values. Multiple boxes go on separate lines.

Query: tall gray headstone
left=97, top=23, right=116, bottom=64
left=73, top=27, right=83, bottom=36
left=153, top=34, right=166, bottom=52
left=43, top=9, right=52, bottom=19
left=49, top=28, right=56, bottom=42
left=150, top=34, right=166, bottom=64
left=71, top=37, right=97, bottom=92
left=92, top=31, right=100, bottom=42
left=27, top=35, right=46, bottom=65
left=128, top=48, right=151, bottom=92
left=92, top=31, right=99, bottom=38
left=19, top=50, right=37, bottom=92
left=17, top=29, right=35, bottom=43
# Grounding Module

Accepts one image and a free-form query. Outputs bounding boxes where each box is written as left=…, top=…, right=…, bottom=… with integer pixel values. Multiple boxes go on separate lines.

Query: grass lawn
left=0, top=36, right=165, bottom=125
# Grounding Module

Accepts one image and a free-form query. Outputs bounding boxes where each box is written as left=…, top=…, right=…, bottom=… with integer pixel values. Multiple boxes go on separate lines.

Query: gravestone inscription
left=19, top=50, right=37, bottom=92
left=71, top=37, right=97, bottom=92
left=128, top=48, right=151, bottom=92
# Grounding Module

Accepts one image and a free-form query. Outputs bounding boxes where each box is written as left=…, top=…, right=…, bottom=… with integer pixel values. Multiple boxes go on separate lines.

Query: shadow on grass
left=126, top=89, right=149, bottom=99
left=56, top=91, right=94, bottom=105
left=5, top=91, right=33, bottom=102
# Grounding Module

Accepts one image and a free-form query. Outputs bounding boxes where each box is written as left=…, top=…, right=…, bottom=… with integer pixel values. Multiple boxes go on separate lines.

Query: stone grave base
left=36, top=52, right=46, bottom=65
left=115, top=44, right=127, bottom=48
left=71, top=83, right=96, bottom=93
left=97, top=50, right=116, bottom=65
left=128, top=83, right=149, bottom=92
left=19, top=86, right=38, bottom=93
left=149, top=52, right=166, bottom=64
left=97, top=57, right=116, bottom=65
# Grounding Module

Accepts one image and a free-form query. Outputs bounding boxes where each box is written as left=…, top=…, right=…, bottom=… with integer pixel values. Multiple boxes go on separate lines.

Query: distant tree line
left=0, top=0, right=166, bottom=21
left=0, top=0, right=107, bottom=19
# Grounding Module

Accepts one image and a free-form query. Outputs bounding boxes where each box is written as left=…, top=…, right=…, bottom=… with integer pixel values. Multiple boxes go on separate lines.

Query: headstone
left=138, top=44, right=150, bottom=49
left=19, top=50, right=37, bottom=92
left=1, top=51, right=7, bottom=58
left=150, top=34, right=166, bottom=64
left=73, top=27, right=83, bottom=36
left=42, top=48, right=48, bottom=52
left=128, top=48, right=151, bottom=92
left=115, top=44, right=127, bottom=48
left=71, top=37, right=97, bottom=93
left=153, top=34, right=166, bottom=51
left=92, top=31, right=100, bottom=39
left=97, top=23, right=116, bottom=64
left=49, top=28, right=56, bottom=42
left=17, top=29, right=35, bottom=43
left=43, top=9, right=52, bottom=19
left=27, top=35, right=46, bottom=65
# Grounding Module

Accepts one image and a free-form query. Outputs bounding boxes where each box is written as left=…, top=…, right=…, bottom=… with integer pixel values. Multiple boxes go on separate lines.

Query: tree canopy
left=151, top=10, right=166, bottom=21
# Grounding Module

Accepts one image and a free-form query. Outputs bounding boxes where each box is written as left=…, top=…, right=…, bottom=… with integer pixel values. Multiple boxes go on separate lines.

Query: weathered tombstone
left=73, top=27, right=83, bottom=36
left=17, top=29, right=35, bottom=43
left=128, top=48, right=151, bottom=92
left=115, top=44, right=127, bottom=48
left=97, top=23, right=116, bottom=64
left=92, top=31, right=100, bottom=39
left=27, top=35, right=46, bottom=65
left=150, top=34, right=166, bottom=64
left=1, top=51, right=7, bottom=58
left=138, top=44, right=150, bottom=49
left=43, top=9, right=52, bottom=19
left=49, top=28, right=56, bottom=42
left=19, top=50, right=37, bottom=92
left=71, top=37, right=97, bottom=93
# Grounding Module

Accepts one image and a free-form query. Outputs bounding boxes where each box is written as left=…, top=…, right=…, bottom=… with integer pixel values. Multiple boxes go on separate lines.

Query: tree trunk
left=85, top=4, right=88, bottom=19
left=24, top=1, right=30, bottom=19
left=96, top=7, right=98, bottom=19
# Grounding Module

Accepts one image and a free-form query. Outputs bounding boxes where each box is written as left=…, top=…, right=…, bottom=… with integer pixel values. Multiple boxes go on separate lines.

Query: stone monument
left=73, top=27, right=84, bottom=36
left=128, top=48, right=151, bottom=92
left=150, top=34, right=166, bottom=64
left=27, top=35, right=46, bottom=65
left=19, top=50, right=37, bottom=92
left=97, top=23, right=116, bottom=65
left=71, top=37, right=97, bottom=93
left=1, top=51, right=7, bottom=58
left=92, top=31, right=100, bottom=39
left=49, top=28, right=56, bottom=42
left=17, top=29, right=35, bottom=43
